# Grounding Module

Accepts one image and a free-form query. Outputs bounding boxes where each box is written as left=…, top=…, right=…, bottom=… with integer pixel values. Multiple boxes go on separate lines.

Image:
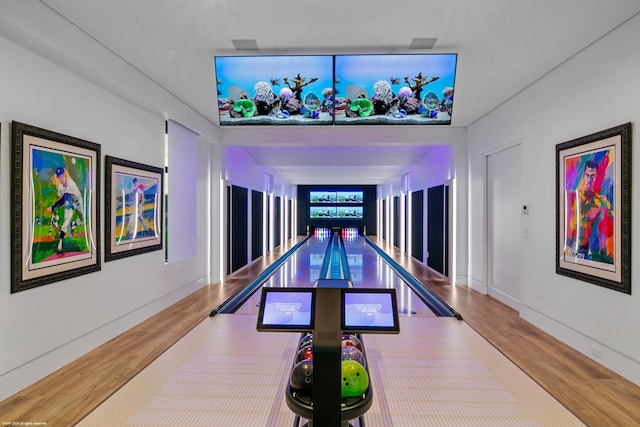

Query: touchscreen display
left=257, top=289, right=314, bottom=331
left=342, top=289, right=399, bottom=332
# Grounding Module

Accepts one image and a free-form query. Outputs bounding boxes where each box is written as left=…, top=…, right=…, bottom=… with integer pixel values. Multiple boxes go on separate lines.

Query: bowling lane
left=233, top=233, right=331, bottom=316
left=342, top=233, right=437, bottom=317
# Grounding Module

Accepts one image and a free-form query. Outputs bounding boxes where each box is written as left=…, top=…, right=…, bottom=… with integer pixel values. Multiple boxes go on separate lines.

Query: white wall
left=411, top=145, right=455, bottom=191
left=468, top=15, right=640, bottom=385
left=209, top=142, right=224, bottom=283
left=222, top=145, right=297, bottom=260
left=454, top=138, right=469, bottom=285
left=0, top=23, right=214, bottom=402
left=377, top=137, right=469, bottom=286
left=222, top=146, right=265, bottom=190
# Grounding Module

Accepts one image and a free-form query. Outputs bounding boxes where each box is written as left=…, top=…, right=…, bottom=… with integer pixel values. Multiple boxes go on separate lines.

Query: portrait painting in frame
left=556, top=122, right=632, bottom=294
left=11, top=121, right=101, bottom=293
left=105, top=155, right=163, bottom=261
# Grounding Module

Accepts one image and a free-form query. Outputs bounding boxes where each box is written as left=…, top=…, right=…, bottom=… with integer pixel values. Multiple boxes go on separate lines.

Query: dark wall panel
left=275, top=196, right=281, bottom=247
left=251, top=190, right=263, bottom=261
left=231, top=185, right=248, bottom=272
left=382, top=199, right=387, bottom=240
left=287, top=199, right=292, bottom=241
left=297, top=197, right=308, bottom=235
left=393, top=196, right=399, bottom=248
left=226, top=185, right=231, bottom=275
left=297, top=185, right=377, bottom=234
left=427, top=185, right=444, bottom=274
left=411, top=190, right=424, bottom=261
left=266, top=196, right=271, bottom=249
left=444, top=186, right=449, bottom=276
left=404, top=195, right=409, bottom=253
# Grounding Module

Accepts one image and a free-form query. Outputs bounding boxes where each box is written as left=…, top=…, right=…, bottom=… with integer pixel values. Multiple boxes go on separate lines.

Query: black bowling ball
left=290, top=359, right=313, bottom=395
left=298, top=333, right=313, bottom=350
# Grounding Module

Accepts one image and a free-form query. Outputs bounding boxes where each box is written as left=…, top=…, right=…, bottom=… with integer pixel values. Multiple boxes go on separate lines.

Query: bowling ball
left=290, top=359, right=313, bottom=395
left=295, top=345, right=313, bottom=363
left=341, top=360, right=369, bottom=398
left=298, top=333, right=313, bottom=350
left=341, top=345, right=365, bottom=365
left=341, top=334, right=363, bottom=352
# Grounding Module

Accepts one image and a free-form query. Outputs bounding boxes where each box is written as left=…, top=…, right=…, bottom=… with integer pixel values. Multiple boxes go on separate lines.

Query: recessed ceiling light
left=231, top=39, right=259, bottom=51
left=409, top=38, right=437, bottom=49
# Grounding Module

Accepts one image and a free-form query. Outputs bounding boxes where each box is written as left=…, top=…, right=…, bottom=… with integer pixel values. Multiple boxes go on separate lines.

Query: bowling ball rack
left=256, top=282, right=399, bottom=427
left=285, top=332, right=373, bottom=427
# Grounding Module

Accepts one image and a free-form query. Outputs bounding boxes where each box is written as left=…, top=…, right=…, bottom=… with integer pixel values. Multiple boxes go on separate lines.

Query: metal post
left=311, top=288, right=343, bottom=426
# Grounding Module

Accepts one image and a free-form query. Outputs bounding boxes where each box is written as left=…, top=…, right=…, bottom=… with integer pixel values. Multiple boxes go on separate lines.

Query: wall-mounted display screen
left=311, top=191, right=363, bottom=203
left=214, top=54, right=457, bottom=127
left=299, top=184, right=375, bottom=233
left=336, top=191, right=363, bottom=203
left=310, top=191, right=337, bottom=203
left=257, top=288, right=315, bottom=331
left=334, top=53, right=457, bottom=125
left=336, top=206, right=363, bottom=219
left=215, top=55, right=334, bottom=126
left=342, top=289, right=400, bottom=333
left=310, top=206, right=337, bottom=218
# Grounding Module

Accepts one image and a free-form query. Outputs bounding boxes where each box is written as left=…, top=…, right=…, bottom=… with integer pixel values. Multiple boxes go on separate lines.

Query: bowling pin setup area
left=76, top=228, right=584, bottom=426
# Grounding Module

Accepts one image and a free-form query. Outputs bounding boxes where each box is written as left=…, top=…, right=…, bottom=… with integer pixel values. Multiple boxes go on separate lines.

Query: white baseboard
left=520, top=304, right=640, bottom=387
left=470, top=277, right=486, bottom=294
left=0, top=276, right=208, bottom=401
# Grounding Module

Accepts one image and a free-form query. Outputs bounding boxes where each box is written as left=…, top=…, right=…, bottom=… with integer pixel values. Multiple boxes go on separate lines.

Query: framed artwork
left=556, top=122, right=632, bottom=294
left=11, top=121, right=101, bottom=293
left=105, top=156, right=163, bottom=261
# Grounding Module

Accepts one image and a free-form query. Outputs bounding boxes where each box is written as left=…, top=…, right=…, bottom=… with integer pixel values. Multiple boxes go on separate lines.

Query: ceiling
left=39, top=0, right=640, bottom=184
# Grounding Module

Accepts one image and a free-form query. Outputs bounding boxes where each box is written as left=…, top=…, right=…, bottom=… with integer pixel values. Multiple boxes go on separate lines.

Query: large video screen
left=336, top=191, right=363, bottom=203
left=334, top=53, right=457, bottom=125
left=310, top=191, right=337, bottom=203
left=215, top=55, right=334, bottom=126
left=336, top=206, right=363, bottom=219
left=310, top=206, right=337, bottom=218
left=215, top=54, right=458, bottom=127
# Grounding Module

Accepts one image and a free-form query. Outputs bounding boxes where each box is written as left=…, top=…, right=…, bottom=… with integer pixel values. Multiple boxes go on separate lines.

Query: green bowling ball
left=341, top=360, right=369, bottom=398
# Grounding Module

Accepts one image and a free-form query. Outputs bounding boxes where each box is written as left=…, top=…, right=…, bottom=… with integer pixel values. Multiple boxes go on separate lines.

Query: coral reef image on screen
left=336, top=191, right=363, bottom=203
left=337, top=206, right=363, bottom=219
left=310, top=191, right=337, bottom=203
left=215, top=55, right=334, bottom=126
left=334, top=54, right=457, bottom=125
left=310, top=206, right=337, bottom=218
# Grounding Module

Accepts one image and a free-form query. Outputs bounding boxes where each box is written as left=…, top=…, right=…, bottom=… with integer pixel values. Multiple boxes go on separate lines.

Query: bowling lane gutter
left=361, top=235, right=463, bottom=319
left=319, top=231, right=352, bottom=281
left=209, top=234, right=312, bottom=316
left=318, top=232, right=335, bottom=279
left=335, top=233, right=352, bottom=281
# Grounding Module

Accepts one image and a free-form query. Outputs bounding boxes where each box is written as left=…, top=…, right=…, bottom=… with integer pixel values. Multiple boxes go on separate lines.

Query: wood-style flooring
left=0, top=238, right=638, bottom=426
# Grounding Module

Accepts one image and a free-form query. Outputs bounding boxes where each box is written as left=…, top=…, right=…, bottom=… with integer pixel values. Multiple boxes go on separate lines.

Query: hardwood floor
left=1, top=238, right=639, bottom=426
